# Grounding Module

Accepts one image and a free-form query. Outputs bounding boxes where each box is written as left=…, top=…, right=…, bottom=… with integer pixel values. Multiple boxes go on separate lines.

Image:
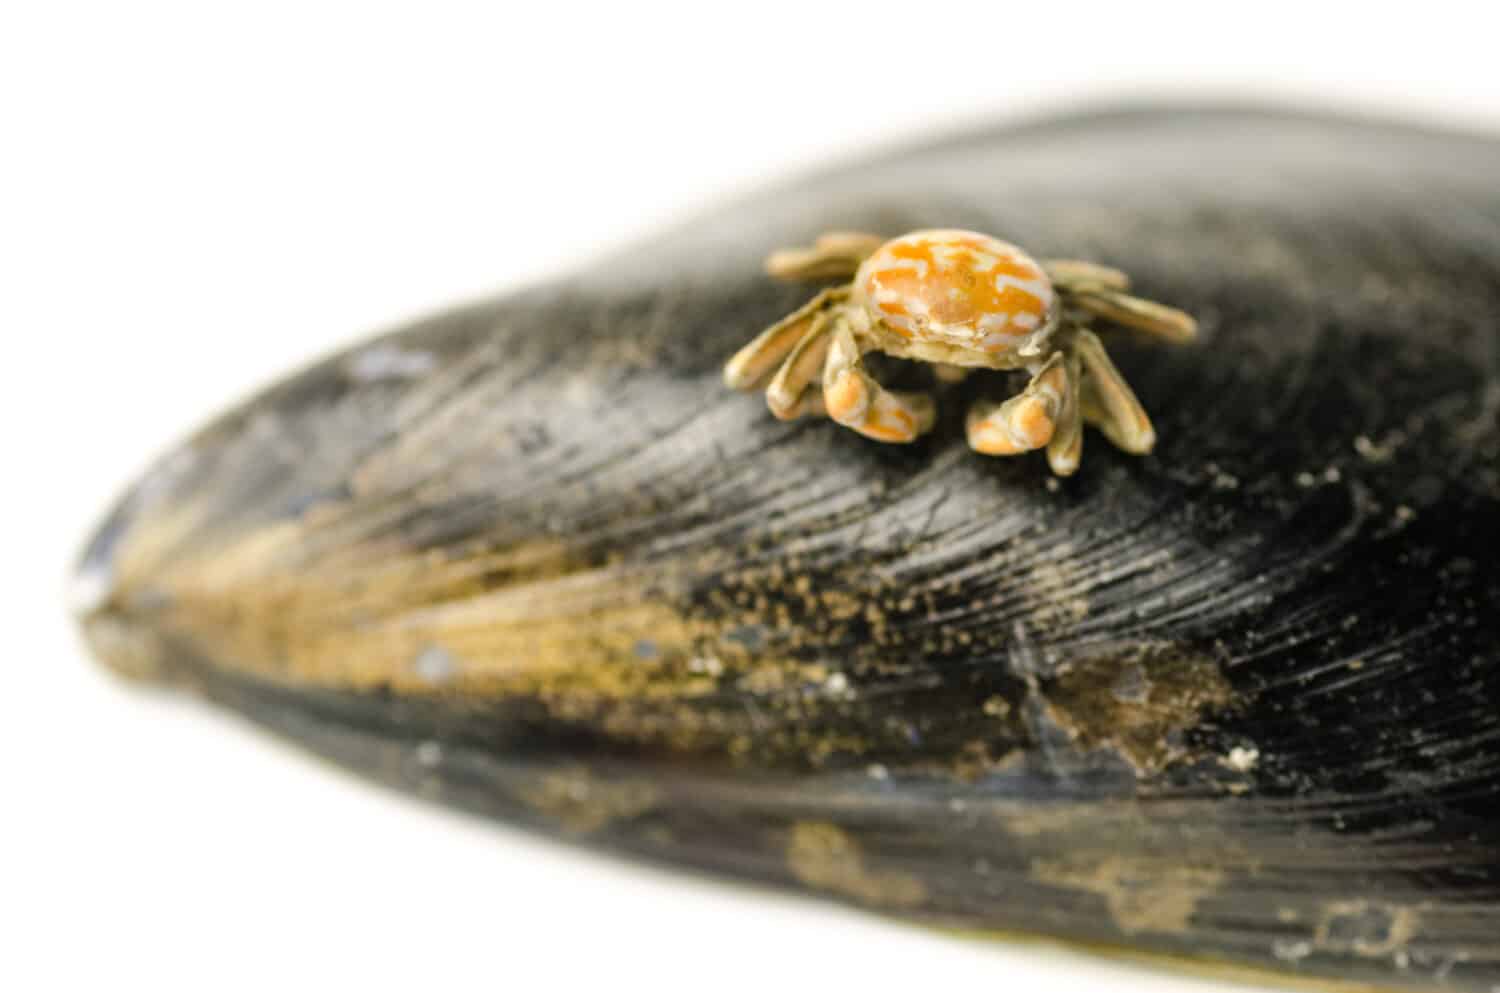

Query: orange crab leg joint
left=967, top=354, right=1069, bottom=455
left=824, top=370, right=869, bottom=424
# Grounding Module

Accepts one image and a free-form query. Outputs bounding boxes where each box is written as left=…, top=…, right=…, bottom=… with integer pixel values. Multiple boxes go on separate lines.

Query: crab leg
left=723, top=288, right=845, bottom=390
left=966, top=352, right=1068, bottom=457
left=822, top=320, right=936, bottom=443
left=1069, top=287, right=1198, bottom=344
left=1045, top=351, right=1085, bottom=476
left=1042, top=259, right=1131, bottom=292
left=765, top=310, right=834, bottom=420
left=1073, top=329, right=1157, bottom=454
left=766, top=231, right=885, bottom=282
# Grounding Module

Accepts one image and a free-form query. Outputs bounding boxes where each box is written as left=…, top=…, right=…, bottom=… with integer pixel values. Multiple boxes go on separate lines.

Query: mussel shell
left=76, top=107, right=1500, bottom=991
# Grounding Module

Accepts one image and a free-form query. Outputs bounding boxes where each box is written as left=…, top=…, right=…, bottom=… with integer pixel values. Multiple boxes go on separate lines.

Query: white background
left=6, top=3, right=1500, bottom=991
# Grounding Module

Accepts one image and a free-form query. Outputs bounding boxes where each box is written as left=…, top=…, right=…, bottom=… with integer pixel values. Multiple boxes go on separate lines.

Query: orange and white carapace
left=724, top=229, right=1198, bottom=477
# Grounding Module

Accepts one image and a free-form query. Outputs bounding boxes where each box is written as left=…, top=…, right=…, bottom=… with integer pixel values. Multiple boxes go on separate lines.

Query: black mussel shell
left=75, top=107, right=1500, bottom=991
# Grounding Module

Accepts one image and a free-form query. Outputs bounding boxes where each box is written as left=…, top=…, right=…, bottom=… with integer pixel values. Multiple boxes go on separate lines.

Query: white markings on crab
left=873, top=284, right=936, bottom=337
left=1035, top=379, right=1064, bottom=409
left=927, top=242, right=972, bottom=269
left=1016, top=325, right=1055, bottom=358
left=878, top=256, right=929, bottom=278
left=994, top=271, right=1053, bottom=310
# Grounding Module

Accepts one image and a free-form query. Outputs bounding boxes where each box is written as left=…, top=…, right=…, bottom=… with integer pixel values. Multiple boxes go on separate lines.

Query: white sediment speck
left=982, top=695, right=1011, bottom=717
left=414, top=741, right=444, bottom=767
left=1206, top=463, right=1241, bottom=491
left=347, top=345, right=437, bottom=382
left=412, top=645, right=459, bottom=685
left=1226, top=746, right=1260, bottom=772
left=1273, top=939, right=1313, bottom=962
left=866, top=763, right=889, bottom=780
left=1354, top=433, right=1400, bottom=463
left=688, top=656, right=724, bottom=676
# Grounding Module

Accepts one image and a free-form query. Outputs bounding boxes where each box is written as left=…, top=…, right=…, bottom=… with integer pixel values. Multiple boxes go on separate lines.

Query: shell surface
left=855, top=228, right=1055, bottom=350
left=76, top=108, right=1500, bottom=991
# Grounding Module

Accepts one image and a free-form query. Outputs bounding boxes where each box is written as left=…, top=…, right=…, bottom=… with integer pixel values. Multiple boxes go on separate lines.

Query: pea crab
left=723, top=229, right=1197, bottom=476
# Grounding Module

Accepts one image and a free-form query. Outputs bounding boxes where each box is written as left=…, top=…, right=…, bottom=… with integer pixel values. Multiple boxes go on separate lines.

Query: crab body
left=853, top=230, right=1058, bottom=367
left=724, top=228, right=1197, bottom=475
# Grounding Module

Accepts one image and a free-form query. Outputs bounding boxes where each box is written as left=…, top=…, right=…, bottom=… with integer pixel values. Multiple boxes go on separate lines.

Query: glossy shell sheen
left=855, top=228, right=1054, bottom=350
left=76, top=108, right=1500, bottom=992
